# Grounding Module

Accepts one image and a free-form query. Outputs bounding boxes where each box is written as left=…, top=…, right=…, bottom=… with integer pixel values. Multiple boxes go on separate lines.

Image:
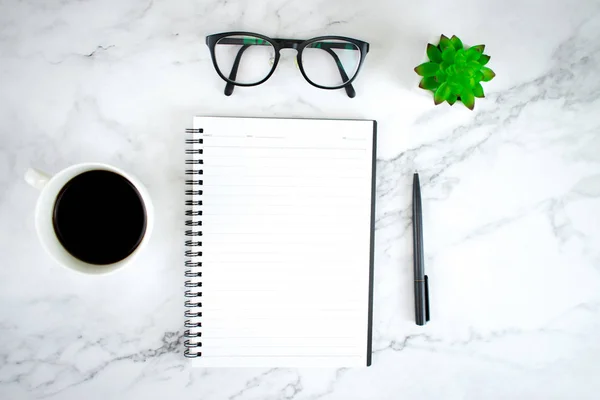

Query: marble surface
left=1, top=0, right=600, bottom=398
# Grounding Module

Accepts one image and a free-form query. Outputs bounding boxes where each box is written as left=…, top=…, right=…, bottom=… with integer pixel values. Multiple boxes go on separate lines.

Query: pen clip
left=424, top=275, right=430, bottom=322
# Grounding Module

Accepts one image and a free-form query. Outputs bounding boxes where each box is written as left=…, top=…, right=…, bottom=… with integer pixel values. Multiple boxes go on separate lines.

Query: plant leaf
left=434, top=82, right=450, bottom=105
left=455, top=49, right=467, bottom=65
left=472, top=82, right=485, bottom=98
left=439, top=35, right=453, bottom=51
left=426, top=44, right=443, bottom=63
left=465, top=47, right=482, bottom=62
left=467, top=61, right=481, bottom=71
left=448, top=81, right=462, bottom=94
left=479, top=54, right=490, bottom=65
left=471, top=44, right=485, bottom=53
left=436, top=69, right=447, bottom=83
left=414, top=62, right=440, bottom=77
left=465, top=65, right=476, bottom=76
left=447, top=94, right=458, bottom=105
left=474, top=71, right=484, bottom=82
left=481, top=67, right=496, bottom=81
left=442, top=47, right=456, bottom=63
left=419, top=77, right=439, bottom=90
left=450, top=35, right=463, bottom=50
left=457, top=75, right=470, bottom=89
left=468, top=76, right=477, bottom=88
left=461, top=89, right=475, bottom=110
left=445, top=64, right=457, bottom=76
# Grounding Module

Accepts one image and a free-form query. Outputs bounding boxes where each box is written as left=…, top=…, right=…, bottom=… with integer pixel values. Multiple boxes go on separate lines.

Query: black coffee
left=52, top=170, right=147, bottom=265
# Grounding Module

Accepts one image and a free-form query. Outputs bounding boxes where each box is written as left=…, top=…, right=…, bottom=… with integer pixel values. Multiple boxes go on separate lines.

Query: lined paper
left=187, top=117, right=375, bottom=367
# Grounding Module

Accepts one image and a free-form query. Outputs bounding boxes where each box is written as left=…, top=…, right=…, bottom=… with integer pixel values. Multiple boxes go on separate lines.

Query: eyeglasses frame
left=206, top=31, right=370, bottom=98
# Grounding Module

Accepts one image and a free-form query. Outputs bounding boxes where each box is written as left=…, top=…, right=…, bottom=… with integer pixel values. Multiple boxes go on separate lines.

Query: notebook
left=184, top=117, right=377, bottom=367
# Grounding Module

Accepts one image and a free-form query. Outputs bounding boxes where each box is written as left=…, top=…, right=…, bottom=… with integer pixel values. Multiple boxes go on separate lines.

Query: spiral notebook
left=184, top=116, right=377, bottom=367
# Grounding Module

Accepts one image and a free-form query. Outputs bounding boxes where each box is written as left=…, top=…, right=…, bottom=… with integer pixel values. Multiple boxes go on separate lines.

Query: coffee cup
left=25, top=163, right=154, bottom=275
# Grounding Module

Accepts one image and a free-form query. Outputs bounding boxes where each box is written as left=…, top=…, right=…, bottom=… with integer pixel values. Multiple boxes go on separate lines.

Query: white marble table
left=2, top=0, right=600, bottom=398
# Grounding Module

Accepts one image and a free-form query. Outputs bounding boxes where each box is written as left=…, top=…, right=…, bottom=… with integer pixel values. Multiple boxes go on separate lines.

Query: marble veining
left=1, top=0, right=600, bottom=398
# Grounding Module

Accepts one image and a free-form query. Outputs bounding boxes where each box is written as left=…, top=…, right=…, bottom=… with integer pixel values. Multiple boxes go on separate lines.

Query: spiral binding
left=184, top=127, right=203, bottom=358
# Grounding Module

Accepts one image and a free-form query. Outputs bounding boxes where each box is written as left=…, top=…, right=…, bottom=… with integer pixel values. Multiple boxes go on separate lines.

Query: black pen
left=412, top=172, right=430, bottom=326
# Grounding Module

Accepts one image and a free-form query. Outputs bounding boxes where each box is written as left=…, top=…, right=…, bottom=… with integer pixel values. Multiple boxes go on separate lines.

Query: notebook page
left=189, top=117, right=374, bottom=367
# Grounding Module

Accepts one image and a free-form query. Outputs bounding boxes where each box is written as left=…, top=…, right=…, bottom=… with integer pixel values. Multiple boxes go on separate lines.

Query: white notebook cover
left=184, top=117, right=376, bottom=367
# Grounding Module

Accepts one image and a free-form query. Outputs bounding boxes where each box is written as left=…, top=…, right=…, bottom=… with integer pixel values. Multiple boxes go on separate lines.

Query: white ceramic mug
left=25, top=163, right=154, bottom=275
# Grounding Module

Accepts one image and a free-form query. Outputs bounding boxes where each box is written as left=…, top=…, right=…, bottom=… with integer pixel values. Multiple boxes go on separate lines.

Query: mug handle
left=25, top=168, right=51, bottom=190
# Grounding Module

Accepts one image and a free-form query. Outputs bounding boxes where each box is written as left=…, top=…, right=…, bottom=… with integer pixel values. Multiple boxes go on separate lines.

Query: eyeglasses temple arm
left=318, top=47, right=356, bottom=98
left=224, top=44, right=250, bottom=96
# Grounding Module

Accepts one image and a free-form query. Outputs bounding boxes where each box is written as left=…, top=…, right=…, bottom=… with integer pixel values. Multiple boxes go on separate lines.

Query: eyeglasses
left=206, top=32, right=370, bottom=98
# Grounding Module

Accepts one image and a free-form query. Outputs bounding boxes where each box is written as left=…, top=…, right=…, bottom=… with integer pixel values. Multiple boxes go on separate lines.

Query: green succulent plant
left=414, top=35, right=495, bottom=110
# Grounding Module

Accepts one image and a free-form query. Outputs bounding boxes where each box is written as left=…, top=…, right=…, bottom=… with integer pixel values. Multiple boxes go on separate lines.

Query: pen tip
left=413, top=172, right=420, bottom=184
